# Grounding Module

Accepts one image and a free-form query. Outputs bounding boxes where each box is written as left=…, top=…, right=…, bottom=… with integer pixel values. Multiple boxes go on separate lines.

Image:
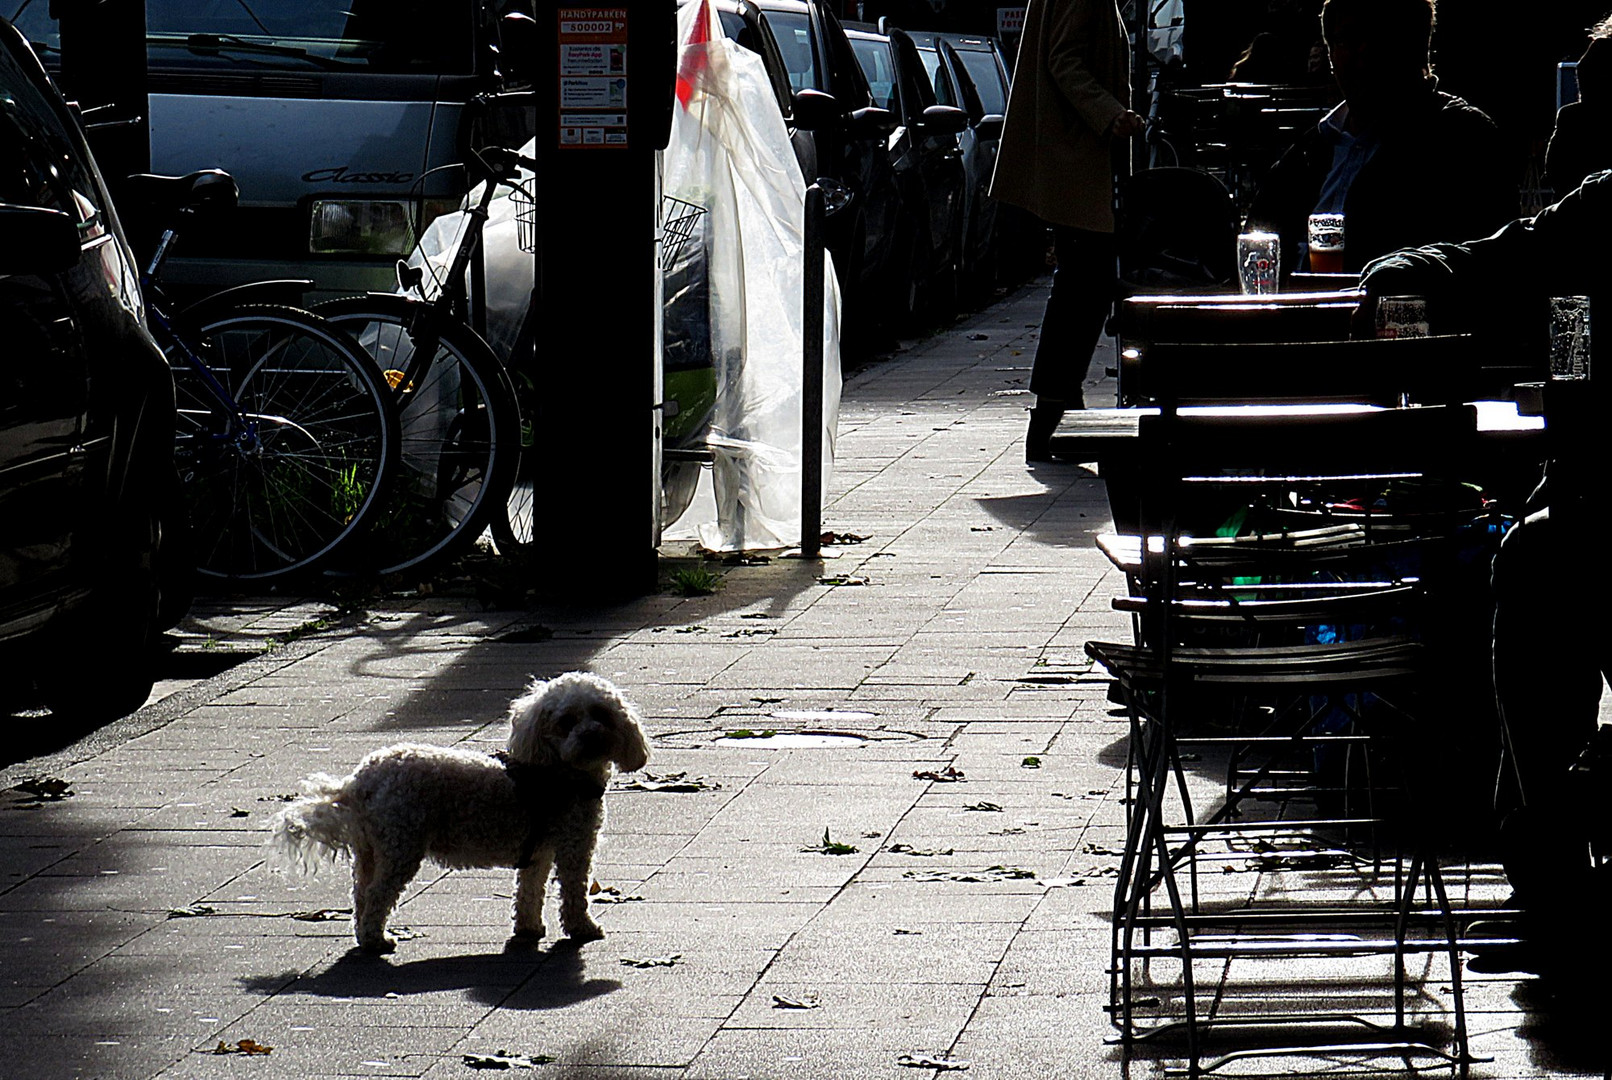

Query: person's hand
left=1110, top=110, right=1146, bottom=138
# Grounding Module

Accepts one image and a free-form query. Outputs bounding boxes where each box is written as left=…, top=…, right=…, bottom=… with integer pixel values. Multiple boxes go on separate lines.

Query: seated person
left=1544, top=20, right=1612, bottom=200
left=1245, top=0, right=1518, bottom=275
left=1358, top=171, right=1612, bottom=977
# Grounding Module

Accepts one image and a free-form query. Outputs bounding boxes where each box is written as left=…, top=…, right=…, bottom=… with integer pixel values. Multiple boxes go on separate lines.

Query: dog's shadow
left=244, top=939, right=620, bottom=1010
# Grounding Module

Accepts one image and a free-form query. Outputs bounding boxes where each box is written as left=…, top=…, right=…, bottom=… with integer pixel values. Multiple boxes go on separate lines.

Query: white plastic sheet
left=662, top=0, right=843, bottom=552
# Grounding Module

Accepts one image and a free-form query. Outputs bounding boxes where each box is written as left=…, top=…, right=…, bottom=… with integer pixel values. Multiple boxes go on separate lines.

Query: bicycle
left=126, top=168, right=401, bottom=584
left=312, top=144, right=529, bottom=578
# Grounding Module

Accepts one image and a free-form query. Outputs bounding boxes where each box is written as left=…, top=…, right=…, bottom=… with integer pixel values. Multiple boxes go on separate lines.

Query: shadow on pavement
left=242, top=941, right=620, bottom=1010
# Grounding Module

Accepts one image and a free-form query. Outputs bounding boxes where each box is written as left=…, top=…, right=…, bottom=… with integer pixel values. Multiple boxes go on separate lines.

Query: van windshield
left=5, top=0, right=478, bottom=75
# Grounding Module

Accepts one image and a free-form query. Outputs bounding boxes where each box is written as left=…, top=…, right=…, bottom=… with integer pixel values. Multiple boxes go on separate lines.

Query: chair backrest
left=1126, top=335, right=1535, bottom=409
left=1135, top=404, right=1478, bottom=482
left=1114, top=290, right=1358, bottom=348
left=1117, top=167, right=1239, bottom=289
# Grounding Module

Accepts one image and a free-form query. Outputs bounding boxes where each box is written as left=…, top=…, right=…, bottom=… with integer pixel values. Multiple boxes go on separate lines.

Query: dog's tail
left=265, top=773, right=359, bottom=875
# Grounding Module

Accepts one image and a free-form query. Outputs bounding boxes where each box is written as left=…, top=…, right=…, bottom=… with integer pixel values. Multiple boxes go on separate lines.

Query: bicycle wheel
left=314, top=296, right=519, bottom=578
left=167, top=304, right=398, bottom=583
left=487, top=366, right=538, bottom=557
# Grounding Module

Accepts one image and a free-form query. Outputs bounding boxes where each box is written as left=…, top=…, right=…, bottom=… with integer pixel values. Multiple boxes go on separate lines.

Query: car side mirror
left=792, top=88, right=840, bottom=130
left=921, top=104, right=969, bottom=136
left=974, top=112, right=1005, bottom=141
left=849, top=105, right=897, bottom=136
left=0, top=205, right=80, bottom=275
left=498, top=11, right=538, bottom=85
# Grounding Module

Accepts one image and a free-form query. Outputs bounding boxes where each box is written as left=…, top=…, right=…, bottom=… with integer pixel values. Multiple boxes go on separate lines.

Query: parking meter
left=533, top=0, right=677, bottom=595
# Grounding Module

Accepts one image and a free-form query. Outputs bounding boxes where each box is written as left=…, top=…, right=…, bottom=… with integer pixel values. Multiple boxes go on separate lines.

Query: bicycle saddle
left=122, top=169, right=240, bottom=216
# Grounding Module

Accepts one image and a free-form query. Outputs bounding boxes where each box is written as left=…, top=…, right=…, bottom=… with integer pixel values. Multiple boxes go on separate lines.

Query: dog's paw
left=565, top=921, right=605, bottom=944
left=356, top=936, right=397, bottom=955
left=512, top=923, right=546, bottom=941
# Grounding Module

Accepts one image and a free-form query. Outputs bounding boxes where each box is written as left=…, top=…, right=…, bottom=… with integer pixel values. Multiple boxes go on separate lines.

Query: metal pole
left=801, top=184, right=825, bottom=560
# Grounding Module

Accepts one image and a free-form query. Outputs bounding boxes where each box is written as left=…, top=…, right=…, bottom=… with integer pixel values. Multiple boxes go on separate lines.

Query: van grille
left=148, top=73, right=324, bottom=98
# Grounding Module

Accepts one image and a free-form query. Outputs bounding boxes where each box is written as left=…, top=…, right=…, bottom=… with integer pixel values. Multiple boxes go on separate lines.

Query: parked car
left=716, top=0, right=900, bottom=345
left=909, top=30, right=1008, bottom=298
left=0, top=17, right=185, bottom=719
left=844, top=23, right=968, bottom=328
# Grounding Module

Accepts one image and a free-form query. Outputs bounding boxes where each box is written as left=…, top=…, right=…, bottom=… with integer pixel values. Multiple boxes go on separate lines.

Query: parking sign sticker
left=557, top=8, right=629, bottom=149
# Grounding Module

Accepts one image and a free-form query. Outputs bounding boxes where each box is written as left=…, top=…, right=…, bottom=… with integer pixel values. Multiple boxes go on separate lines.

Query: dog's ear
left=613, top=707, right=651, bottom=773
left=506, top=678, right=558, bottom=764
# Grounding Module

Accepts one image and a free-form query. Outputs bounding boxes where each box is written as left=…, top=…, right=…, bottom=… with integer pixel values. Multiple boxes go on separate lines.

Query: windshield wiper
left=156, top=33, right=356, bottom=71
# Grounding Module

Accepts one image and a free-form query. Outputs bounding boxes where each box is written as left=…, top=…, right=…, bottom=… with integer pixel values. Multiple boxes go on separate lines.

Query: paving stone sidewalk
left=0, top=282, right=1599, bottom=1079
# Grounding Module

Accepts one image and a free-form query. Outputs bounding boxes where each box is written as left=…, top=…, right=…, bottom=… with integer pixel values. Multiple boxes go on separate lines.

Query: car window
left=6, top=0, right=480, bottom=75
left=760, top=10, right=817, bottom=93
left=0, top=41, right=105, bottom=238
left=849, top=37, right=896, bottom=113
left=956, top=48, right=1007, bottom=114
left=916, top=45, right=956, bottom=108
left=719, top=8, right=793, bottom=116
left=817, top=5, right=870, bottom=107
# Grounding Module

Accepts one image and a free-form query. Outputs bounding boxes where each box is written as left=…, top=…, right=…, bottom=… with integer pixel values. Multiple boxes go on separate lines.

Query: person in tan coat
left=990, top=0, right=1142, bottom=460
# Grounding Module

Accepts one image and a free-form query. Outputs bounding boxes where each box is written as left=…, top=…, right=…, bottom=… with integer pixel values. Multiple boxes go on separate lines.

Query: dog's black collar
left=493, top=751, right=606, bottom=868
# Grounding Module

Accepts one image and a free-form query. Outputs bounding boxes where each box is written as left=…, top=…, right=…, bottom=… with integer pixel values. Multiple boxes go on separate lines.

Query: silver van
left=8, top=0, right=533, bottom=295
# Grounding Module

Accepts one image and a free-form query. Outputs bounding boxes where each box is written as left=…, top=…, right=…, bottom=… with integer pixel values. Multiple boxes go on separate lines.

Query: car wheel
left=889, top=226, right=925, bottom=335
left=154, top=464, right=195, bottom=631
left=33, top=505, right=161, bottom=722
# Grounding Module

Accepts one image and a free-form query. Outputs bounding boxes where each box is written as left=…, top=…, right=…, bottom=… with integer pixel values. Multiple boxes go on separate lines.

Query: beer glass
left=1307, top=212, right=1345, bottom=273
left=1236, top=231, right=1280, bottom=295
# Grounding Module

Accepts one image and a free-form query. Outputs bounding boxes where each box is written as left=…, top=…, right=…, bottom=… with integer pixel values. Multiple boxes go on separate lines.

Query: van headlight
left=309, top=199, right=416, bottom=255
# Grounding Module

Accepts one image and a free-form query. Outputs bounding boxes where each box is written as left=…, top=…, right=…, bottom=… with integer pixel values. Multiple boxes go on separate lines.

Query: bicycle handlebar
left=471, top=145, right=539, bottom=179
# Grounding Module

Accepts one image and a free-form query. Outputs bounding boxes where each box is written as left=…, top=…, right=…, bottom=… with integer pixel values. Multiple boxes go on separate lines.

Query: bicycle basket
left=511, top=179, right=537, bottom=254
left=659, top=196, right=708, bottom=271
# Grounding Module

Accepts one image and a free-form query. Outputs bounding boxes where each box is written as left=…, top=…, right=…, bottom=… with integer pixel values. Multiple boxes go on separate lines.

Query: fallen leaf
left=893, top=927, right=923, bottom=935
left=820, top=531, right=870, bottom=545
left=803, top=828, right=859, bottom=855
left=618, top=771, right=720, bottom=792
left=968, top=333, right=989, bottom=340
left=211, top=1039, right=272, bottom=1056
left=913, top=766, right=965, bottom=783
left=887, top=843, right=954, bottom=857
left=963, top=801, right=1002, bottom=812
left=462, top=1050, right=555, bottom=1069
left=772, top=994, right=821, bottom=1009
left=897, top=1052, right=970, bottom=1070
left=725, top=729, right=777, bottom=740
left=168, top=905, right=216, bottom=919
left=818, top=574, right=869, bottom=587
left=620, top=954, right=681, bottom=968
left=289, top=908, right=351, bottom=921
left=903, top=866, right=1035, bottom=883
left=228, top=807, right=250, bottom=818
left=1021, top=757, right=1042, bottom=769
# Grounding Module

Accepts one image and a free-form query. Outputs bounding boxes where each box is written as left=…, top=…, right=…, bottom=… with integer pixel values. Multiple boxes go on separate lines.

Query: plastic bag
left=661, top=0, right=842, bottom=552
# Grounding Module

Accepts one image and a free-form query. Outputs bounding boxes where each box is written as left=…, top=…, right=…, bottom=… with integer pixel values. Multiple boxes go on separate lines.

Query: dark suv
left=0, top=17, right=184, bottom=719
left=718, top=0, right=900, bottom=342
left=846, top=23, right=968, bottom=327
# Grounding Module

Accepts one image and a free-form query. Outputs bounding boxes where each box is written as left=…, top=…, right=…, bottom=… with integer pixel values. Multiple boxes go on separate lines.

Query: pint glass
left=1236, top=232, right=1280, bottom=295
left=1307, top=213, right=1345, bottom=273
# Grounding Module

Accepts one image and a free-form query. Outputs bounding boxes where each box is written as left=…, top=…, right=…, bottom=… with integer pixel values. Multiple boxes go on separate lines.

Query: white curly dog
left=267, top=672, right=649, bottom=953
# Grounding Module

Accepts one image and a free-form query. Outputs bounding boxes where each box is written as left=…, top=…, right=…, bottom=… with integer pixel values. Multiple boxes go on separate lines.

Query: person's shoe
left=1026, top=402, right=1066, bottom=463
left=1464, top=919, right=1542, bottom=974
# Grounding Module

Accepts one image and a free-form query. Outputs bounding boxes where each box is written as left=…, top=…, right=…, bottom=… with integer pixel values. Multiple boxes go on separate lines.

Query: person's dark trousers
left=1026, top=224, right=1118, bottom=461
left=1490, top=504, right=1604, bottom=921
